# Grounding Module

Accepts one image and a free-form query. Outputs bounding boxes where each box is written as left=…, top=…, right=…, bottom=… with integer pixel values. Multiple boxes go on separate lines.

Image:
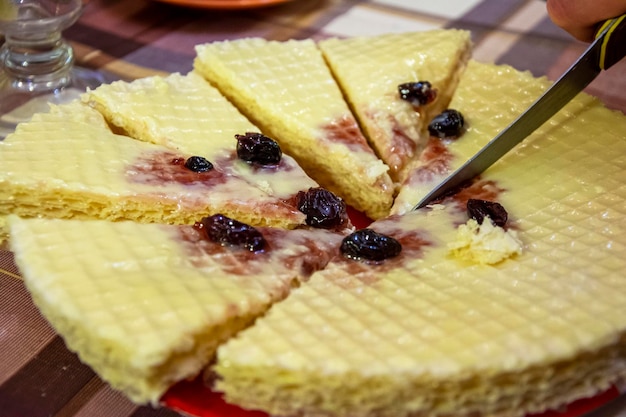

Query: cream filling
left=448, top=217, right=523, bottom=265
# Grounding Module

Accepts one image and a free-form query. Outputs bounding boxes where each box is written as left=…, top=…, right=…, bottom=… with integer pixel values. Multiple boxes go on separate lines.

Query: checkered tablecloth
left=1, top=1, right=625, bottom=416
left=68, top=0, right=626, bottom=112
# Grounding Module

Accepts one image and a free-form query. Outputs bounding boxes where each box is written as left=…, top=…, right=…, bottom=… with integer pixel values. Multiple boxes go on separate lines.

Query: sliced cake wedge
left=194, top=38, right=394, bottom=220
left=0, top=101, right=306, bottom=239
left=393, top=60, right=574, bottom=214
left=8, top=215, right=345, bottom=405
left=319, top=30, right=472, bottom=182
left=82, top=72, right=318, bottom=201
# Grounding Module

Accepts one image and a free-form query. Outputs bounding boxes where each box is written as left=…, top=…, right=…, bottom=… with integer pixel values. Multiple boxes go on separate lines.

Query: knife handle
left=595, top=14, right=626, bottom=70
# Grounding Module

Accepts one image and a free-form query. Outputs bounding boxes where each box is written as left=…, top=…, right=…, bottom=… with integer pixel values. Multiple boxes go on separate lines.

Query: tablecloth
left=68, top=0, right=626, bottom=112
left=1, top=1, right=625, bottom=416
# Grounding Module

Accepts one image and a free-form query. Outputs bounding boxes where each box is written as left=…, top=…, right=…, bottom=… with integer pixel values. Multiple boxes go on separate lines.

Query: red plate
left=162, top=374, right=621, bottom=417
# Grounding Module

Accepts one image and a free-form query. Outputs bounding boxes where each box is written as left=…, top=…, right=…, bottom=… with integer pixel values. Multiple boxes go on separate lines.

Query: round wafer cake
left=214, top=72, right=626, bottom=414
left=4, top=29, right=626, bottom=417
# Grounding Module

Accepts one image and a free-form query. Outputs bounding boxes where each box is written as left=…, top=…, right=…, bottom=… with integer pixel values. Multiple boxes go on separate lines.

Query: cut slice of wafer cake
left=0, top=101, right=306, bottom=238
left=194, top=38, right=394, bottom=220
left=319, top=30, right=471, bottom=181
left=213, top=62, right=626, bottom=417
left=393, top=60, right=567, bottom=214
left=8, top=215, right=345, bottom=405
left=82, top=72, right=318, bottom=201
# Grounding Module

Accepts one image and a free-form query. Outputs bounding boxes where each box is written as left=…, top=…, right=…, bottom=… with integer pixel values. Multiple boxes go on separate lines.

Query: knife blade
left=413, top=14, right=626, bottom=210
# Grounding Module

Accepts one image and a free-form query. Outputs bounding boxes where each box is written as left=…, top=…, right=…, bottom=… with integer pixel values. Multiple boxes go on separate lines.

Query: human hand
left=546, top=0, right=626, bottom=41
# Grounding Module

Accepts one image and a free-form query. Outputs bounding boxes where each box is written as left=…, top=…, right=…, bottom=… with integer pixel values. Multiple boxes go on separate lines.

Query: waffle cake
left=213, top=62, right=626, bottom=417
left=319, top=30, right=472, bottom=181
left=8, top=215, right=346, bottom=404
left=193, top=38, right=395, bottom=220
left=82, top=72, right=318, bottom=200
left=4, top=31, right=626, bottom=417
left=0, top=100, right=307, bottom=239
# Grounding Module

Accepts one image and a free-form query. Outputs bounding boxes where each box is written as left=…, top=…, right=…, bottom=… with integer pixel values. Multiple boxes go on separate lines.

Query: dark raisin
left=340, top=229, right=402, bottom=262
left=199, top=214, right=266, bottom=252
left=398, top=81, right=437, bottom=106
left=236, top=132, right=282, bottom=166
left=466, top=199, right=508, bottom=227
left=184, top=156, right=214, bottom=172
left=296, top=187, right=348, bottom=229
left=428, top=109, right=465, bottom=138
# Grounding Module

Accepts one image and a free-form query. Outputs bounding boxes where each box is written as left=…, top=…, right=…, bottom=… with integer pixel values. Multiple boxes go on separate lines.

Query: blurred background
left=54, top=0, right=626, bottom=113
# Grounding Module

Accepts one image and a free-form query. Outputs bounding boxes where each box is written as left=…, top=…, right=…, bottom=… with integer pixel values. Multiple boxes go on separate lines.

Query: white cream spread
left=448, top=217, right=523, bottom=265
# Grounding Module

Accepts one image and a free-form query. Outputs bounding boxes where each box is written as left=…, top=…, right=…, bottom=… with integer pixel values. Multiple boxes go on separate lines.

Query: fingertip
left=546, top=0, right=569, bottom=27
left=546, top=0, right=596, bottom=42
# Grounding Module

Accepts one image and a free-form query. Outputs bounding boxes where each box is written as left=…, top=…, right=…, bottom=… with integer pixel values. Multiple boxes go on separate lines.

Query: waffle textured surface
left=214, top=62, right=626, bottom=417
left=0, top=100, right=306, bottom=234
left=194, top=38, right=394, bottom=220
left=8, top=216, right=345, bottom=405
left=83, top=72, right=318, bottom=200
left=319, top=29, right=472, bottom=181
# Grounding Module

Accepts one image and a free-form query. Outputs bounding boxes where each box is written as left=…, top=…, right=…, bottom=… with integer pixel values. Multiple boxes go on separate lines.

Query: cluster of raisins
left=398, top=81, right=437, bottom=106
left=428, top=109, right=465, bottom=139
left=236, top=132, right=282, bottom=166
left=296, top=187, right=348, bottom=229
left=340, top=229, right=402, bottom=262
left=466, top=199, right=508, bottom=227
left=198, top=214, right=266, bottom=252
left=397, top=80, right=465, bottom=139
left=197, top=211, right=402, bottom=264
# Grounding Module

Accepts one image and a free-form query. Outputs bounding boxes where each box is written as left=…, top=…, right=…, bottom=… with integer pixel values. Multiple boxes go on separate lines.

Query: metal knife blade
left=413, top=14, right=626, bottom=210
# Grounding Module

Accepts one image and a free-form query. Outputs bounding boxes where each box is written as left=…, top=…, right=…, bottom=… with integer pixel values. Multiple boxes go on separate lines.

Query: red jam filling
left=407, top=137, right=452, bottom=185
left=333, top=220, right=433, bottom=285
left=388, top=119, right=418, bottom=169
left=320, top=114, right=371, bottom=152
left=364, top=108, right=419, bottom=176
left=174, top=225, right=339, bottom=279
left=262, top=228, right=341, bottom=278
left=126, top=151, right=228, bottom=187
left=176, top=225, right=268, bottom=274
left=449, top=179, right=505, bottom=207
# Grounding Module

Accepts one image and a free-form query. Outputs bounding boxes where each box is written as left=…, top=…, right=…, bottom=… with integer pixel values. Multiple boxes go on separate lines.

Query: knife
left=413, top=14, right=626, bottom=210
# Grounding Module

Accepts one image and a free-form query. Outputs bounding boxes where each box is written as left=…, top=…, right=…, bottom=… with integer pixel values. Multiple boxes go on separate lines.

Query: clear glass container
left=0, top=0, right=107, bottom=138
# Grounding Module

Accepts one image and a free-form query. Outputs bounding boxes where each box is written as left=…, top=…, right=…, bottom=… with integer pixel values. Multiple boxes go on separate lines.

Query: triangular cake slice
left=319, top=30, right=471, bottom=181
left=393, top=60, right=558, bottom=214
left=213, top=63, right=626, bottom=417
left=8, top=214, right=346, bottom=405
left=82, top=72, right=318, bottom=201
left=194, top=38, right=394, bottom=220
left=0, top=101, right=306, bottom=239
